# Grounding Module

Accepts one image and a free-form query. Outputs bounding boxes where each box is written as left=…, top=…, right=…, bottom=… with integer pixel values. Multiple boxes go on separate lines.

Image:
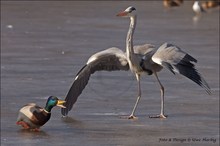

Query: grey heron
left=61, top=6, right=211, bottom=119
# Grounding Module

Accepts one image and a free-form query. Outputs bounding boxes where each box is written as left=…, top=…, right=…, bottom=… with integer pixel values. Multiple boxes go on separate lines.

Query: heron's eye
left=125, top=6, right=136, bottom=13
left=128, top=7, right=136, bottom=13
left=131, top=7, right=136, bottom=11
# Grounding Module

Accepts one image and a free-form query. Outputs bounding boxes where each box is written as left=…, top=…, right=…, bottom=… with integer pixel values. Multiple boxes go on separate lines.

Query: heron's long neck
left=126, top=16, right=136, bottom=59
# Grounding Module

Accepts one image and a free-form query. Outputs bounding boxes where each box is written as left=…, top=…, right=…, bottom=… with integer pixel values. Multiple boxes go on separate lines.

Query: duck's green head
left=45, top=96, right=66, bottom=112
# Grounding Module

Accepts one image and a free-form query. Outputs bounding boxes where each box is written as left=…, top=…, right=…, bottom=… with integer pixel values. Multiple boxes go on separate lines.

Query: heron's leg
left=149, top=72, right=167, bottom=119
left=128, top=74, right=141, bottom=119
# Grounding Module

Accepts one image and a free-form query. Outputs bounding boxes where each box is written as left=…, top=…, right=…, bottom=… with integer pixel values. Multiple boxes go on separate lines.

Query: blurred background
left=1, top=1, right=219, bottom=146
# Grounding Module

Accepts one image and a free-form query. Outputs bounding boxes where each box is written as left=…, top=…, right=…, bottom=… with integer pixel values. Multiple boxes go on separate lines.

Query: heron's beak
left=56, top=100, right=66, bottom=108
left=116, top=11, right=129, bottom=17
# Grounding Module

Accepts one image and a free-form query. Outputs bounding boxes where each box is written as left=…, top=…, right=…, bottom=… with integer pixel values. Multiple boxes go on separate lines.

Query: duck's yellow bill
left=56, top=100, right=66, bottom=108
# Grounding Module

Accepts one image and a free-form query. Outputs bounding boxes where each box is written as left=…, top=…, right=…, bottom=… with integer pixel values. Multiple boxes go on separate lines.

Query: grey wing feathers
left=133, top=44, right=156, bottom=55
left=87, top=47, right=129, bottom=71
left=61, top=47, right=129, bottom=116
left=152, top=43, right=211, bottom=94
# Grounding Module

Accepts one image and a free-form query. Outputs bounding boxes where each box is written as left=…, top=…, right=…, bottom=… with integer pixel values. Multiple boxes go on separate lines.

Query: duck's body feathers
left=17, top=103, right=51, bottom=129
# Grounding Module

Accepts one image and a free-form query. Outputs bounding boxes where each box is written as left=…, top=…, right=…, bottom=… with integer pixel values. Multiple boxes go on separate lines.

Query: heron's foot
left=119, top=115, right=138, bottom=120
left=149, top=114, right=167, bottom=119
left=128, top=115, right=138, bottom=120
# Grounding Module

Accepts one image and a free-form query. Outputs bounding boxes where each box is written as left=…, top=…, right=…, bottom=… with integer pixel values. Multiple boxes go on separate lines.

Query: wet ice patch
left=6, top=25, right=13, bottom=29
left=91, top=112, right=127, bottom=116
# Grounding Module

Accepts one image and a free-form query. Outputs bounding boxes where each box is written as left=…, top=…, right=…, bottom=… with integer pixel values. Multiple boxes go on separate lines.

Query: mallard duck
left=163, top=0, right=184, bottom=8
left=16, top=96, right=66, bottom=131
left=202, top=0, right=220, bottom=9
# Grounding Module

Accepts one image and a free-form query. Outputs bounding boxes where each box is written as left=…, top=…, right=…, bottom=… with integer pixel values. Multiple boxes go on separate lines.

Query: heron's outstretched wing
left=133, top=44, right=156, bottom=55
left=61, top=47, right=129, bottom=116
left=152, top=43, right=211, bottom=94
